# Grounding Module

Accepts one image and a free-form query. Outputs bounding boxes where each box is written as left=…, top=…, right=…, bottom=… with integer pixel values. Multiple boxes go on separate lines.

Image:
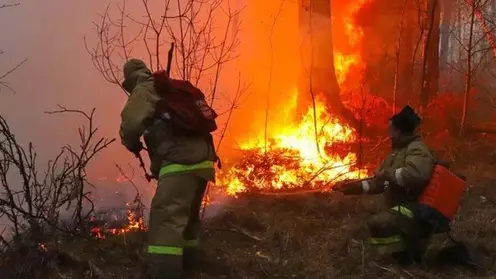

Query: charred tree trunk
left=420, top=0, right=440, bottom=109
left=460, top=0, right=477, bottom=136
left=298, top=0, right=358, bottom=128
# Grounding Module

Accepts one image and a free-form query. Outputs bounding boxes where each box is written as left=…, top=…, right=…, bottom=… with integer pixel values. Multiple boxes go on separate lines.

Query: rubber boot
left=183, top=248, right=227, bottom=276
left=392, top=250, right=415, bottom=267
left=183, top=248, right=203, bottom=271
left=147, top=254, right=184, bottom=279
left=412, top=238, right=429, bottom=264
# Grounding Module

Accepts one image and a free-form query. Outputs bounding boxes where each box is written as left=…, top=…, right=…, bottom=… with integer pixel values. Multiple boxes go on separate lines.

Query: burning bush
left=217, top=95, right=369, bottom=196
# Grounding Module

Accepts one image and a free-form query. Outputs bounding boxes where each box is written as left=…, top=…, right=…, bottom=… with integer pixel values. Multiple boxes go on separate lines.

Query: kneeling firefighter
left=119, top=59, right=219, bottom=279
left=334, top=105, right=466, bottom=265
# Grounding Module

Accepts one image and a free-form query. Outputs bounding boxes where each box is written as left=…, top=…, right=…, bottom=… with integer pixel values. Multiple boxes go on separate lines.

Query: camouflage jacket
left=119, top=59, right=217, bottom=177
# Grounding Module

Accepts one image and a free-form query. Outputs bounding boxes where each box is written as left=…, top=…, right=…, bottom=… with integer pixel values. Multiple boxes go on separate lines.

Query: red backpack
left=152, top=70, right=218, bottom=136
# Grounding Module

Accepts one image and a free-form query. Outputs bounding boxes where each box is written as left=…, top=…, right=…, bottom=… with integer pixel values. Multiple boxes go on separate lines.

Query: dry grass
left=34, top=162, right=495, bottom=279
left=3, top=153, right=496, bottom=279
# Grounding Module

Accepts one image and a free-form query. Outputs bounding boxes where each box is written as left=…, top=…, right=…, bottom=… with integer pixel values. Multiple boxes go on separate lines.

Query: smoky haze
left=1, top=0, right=370, bottom=213
left=0, top=0, right=250, bottom=217
left=0, top=0, right=159, bottom=209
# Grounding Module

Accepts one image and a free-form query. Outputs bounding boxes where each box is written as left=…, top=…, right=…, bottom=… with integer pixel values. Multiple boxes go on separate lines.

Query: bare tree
left=442, top=0, right=496, bottom=134
left=0, top=107, right=114, bottom=245
left=470, top=0, right=496, bottom=58
left=0, top=3, right=118, bottom=278
left=419, top=0, right=441, bottom=109
left=85, top=0, right=247, bottom=152
left=0, top=105, right=114, bottom=279
left=460, top=0, right=478, bottom=135
left=440, top=0, right=453, bottom=68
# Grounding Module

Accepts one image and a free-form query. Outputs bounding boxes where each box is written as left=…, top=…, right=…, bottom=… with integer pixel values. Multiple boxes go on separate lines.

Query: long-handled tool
left=134, top=43, right=175, bottom=183
left=135, top=151, right=153, bottom=182
left=166, top=42, right=174, bottom=77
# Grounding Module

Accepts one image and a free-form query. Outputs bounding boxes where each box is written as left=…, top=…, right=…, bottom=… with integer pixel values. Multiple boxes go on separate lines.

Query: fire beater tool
left=135, top=42, right=175, bottom=183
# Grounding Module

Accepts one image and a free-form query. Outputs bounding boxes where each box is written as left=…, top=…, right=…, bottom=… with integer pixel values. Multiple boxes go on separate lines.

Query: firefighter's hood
left=122, top=59, right=152, bottom=94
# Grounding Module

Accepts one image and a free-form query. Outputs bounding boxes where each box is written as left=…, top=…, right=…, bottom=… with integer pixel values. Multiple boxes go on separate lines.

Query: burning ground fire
left=89, top=202, right=146, bottom=239
left=216, top=0, right=372, bottom=195
left=217, top=91, right=369, bottom=196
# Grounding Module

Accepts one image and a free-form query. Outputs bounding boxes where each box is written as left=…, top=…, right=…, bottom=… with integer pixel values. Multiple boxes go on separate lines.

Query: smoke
left=0, top=1, right=148, bottom=236
left=202, top=194, right=233, bottom=220
left=0, top=0, right=404, bottom=236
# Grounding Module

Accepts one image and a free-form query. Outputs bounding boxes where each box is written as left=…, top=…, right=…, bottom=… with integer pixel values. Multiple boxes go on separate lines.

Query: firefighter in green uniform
left=335, top=106, right=437, bottom=265
left=119, top=59, right=217, bottom=279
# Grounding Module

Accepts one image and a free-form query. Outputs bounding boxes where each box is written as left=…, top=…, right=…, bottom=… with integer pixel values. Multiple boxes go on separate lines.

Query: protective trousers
left=366, top=205, right=431, bottom=262
left=146, top=166, right=214, bottom=279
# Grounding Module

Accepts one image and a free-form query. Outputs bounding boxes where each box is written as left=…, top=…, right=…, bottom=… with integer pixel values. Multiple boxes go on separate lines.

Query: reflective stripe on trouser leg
left=369, top=235, right=402, bottom=245
left=392, top=205, right=432, bottom=260
left=366, top=210, right=409, bottom=255
left=147, top=173, right=205, bottom=278
left=148, top=245, right=183, bottom=255
left=368, top=235, right=406, bottom=254
left=390, top=205, right=414, bottom=218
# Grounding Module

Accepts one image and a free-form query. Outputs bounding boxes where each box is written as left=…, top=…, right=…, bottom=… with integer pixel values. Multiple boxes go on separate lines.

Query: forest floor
left=3, top=136, right=496, bottom=279
left=43, top=157, right=496, bottom=279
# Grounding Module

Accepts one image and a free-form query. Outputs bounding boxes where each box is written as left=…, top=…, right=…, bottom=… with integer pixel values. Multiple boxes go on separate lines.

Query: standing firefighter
left=119, top=58, right=218, bottom=279
left=335, top=106, right=437, bottom=265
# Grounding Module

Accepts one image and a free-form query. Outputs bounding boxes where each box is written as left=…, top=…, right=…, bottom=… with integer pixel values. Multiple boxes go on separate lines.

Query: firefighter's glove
left=128, top=141, right=144, bottom=155
left=333, top=180, right=363, bottom=195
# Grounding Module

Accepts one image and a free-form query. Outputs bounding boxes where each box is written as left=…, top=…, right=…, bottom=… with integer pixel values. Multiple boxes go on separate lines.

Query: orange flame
left=92, top=1, right=372, bottom=211
left=215, top=0, right=371, bottom=195
left=334, top=0, right=370, bottom=84
left=90, top=203, right=146, bottom=239
left=218, top=89, right=368, bottom=195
